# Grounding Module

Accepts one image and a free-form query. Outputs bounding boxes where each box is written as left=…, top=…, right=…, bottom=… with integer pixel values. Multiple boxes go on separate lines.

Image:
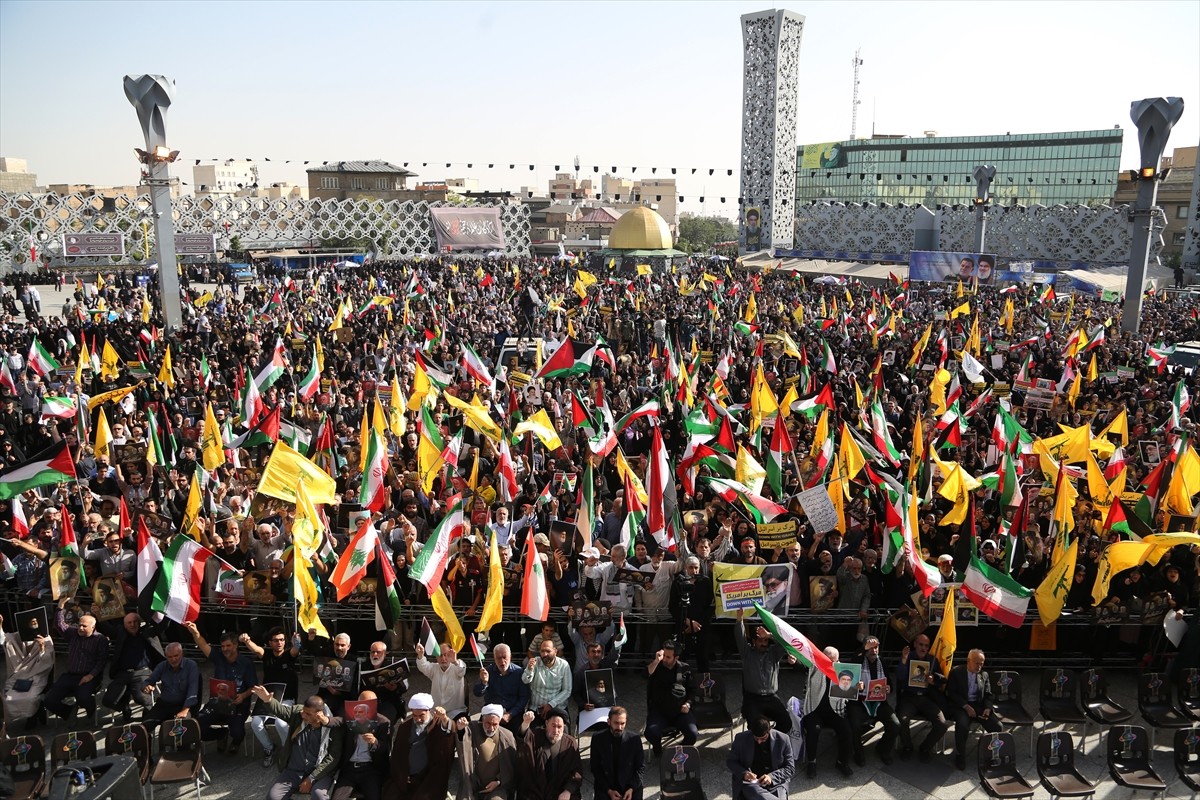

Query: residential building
left=306, top=160, right=419, bottom=201
left=194, top=160, right=259, bottom=196
left=795, top=128, right=1123, bottom=208
left=0, top=157, right=38, bottom=193
left=1113, top=144, right=1195, bottom=263
left=566, top=207, right=622, bottom=242
left=548, top=173, right=594, bottom=201
left=602, top=174, right=634, bottom=202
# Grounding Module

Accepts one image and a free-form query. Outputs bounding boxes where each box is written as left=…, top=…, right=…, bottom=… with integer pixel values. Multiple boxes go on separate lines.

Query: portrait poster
left=15, top=606, right=49, bottom=642
left=243, top=571, right=274, bottom=604
left=830, top=662, right=861, bottom=699
left=908, top=659, right=932, bottom=689
left=1142, top=591, right=1171, bottom=627
left=1093, top=598, right=1128, bottom=626
left=50, top=556, right=81, bottom=600
left=571, top=600, right=612, bottom=631
left=889, top=608, right=927, bottom=643
left=711, top=563, right=794, bottom=619
left=345, top=577, right=377, bottom=606
left=809, top=575, right=836, bottom=612
left=1030, top=621, right=1057, bottom=651
left=209, top=678, right=237, bottom=713
left=360, top=658, right=410, bottom=690
left=614, top=567, right=654, bottom=588
left=1139, top=440, right=1163, bottom=466
left=252, top=683, right=286, bottom=716
left=314, top=657, right=358, bottom=692
left=585, top=668, right=615, bottom=708
left=343, top=698, right=379, bottom=734
left=91, top=576, right=126, bottom=621
left=865, top=678, right=888, bottom=702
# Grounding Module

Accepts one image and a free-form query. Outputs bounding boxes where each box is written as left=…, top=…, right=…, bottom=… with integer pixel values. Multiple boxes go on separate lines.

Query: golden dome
left=607, top=206, right=673, bottom=250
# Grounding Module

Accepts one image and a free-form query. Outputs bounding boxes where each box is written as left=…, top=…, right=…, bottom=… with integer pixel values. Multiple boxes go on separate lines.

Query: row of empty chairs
left=0, top=718, right=206, bottom=800
left=977, top=725, right=1200, bottom=799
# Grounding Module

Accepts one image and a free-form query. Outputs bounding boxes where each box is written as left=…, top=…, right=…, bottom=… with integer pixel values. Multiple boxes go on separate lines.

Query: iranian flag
left=359, top=430, right=389, bottom=512
left=0, top=361, right=16, bottom=395
left=28, top=338, right=59, bottom=378
left=298, top=350, right=320, bottom=402
left=752, top=602, right=837, bottom=681
left=330, top=519, right=379, bottom=600
left=615, top=400, right=661, bottom=435
left=409, top=496, right=466, bottom=594
left=40, top=396, right=76, bottom=419
left=962, top=555, right=1032, bottom=628
left=495, top=439, right=519, bottom=503
left=0, top=441, right=77, bottom=500
left=460, top=343, right=494, bottom=389
left=820, top=338, right=837, bottom=374
left=150, top=536, right=220, bottom=623
left=766, top=419, right=793, bottom=499
left=520, top=547, right=550, bottom=621
left=869, top=397, right=903, bottom=467
left=11, top=495, right=29, bottom=539
left=253, top=338, right=288, bottom=391
left=135, top=516, right=162, bottom=596
left=705, top=477, right=789, bottom=523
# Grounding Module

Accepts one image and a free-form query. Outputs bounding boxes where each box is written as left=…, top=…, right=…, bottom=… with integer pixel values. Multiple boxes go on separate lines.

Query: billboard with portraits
left=908, top=251, right=997, bottom=283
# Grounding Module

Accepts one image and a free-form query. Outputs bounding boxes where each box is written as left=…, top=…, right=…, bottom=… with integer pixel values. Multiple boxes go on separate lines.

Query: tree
left=676, top=215, right=737, bottom=254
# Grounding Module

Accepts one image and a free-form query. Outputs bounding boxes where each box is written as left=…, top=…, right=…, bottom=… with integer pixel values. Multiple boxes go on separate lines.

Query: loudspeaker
left=48, top=755, right=141, bottom=800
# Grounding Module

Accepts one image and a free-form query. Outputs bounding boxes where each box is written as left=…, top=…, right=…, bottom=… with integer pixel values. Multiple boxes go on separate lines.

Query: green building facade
left=795, top=129, right=1122, bottom=209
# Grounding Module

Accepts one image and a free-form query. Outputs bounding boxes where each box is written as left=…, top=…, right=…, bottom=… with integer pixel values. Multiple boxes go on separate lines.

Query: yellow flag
left=567, top=318, right=576, bottom=338
left=573, top=277, right=588, bottom=299
left=512, top=409, right=562, bottom=451
left=96, top=272, right=105, bottom=290
left=827, top=472, right=846, bottom=533
left=431, top=585, right=465, bottom=651
left=792, top=304, right=804, bottom=326
left=181, top=470, right=202, bottom=541
left=202, top=403, right=225, bottom=471
left=467, top=450, right=480, bottom=491
left=837, top=423, right=866, bottom=495
left=257, top=440, right=338, bottom=505
left=1050, top=471, right=1078, bottom=565
left=930, top=590, right=957, bottom=677
left=744, top=292, right=758, bottom=323
left=636, top=264, right=652, bottom=277
left=736, top=445, right=767, bottom=495
left=577, top=270, right=598, bottom=288
left=908, top=414, right=926, bottom=483
left=476, top=532, right=504, bottom=632
left=94, top=408, right=113, bottom=460
left=141, top=296, right=152, bottom=324
left=1086, top=453, right=1122, bottom=516
left=779, top=384, right=799, bottom=421
left=956, top=279, right=964, bottom=299
left=389, top=375, right=406, bottom=437
left=949, top=301, right=971, bottom=320
left=157, top=345, right=175, bottom=390
left=1099, top=409, right=1129, bottom=447
left=1091, top=541, right=1152, bottom=606
left=418, top=426, right=446, bottom=494
left=87, top=382, right=142, bottom=411
left=930, top=368, right=950, bottom=416
left=314, top=335, right=325, bottom=373
left=908, top=324, right=932, bottom=369
left=615, top=448, right=649, bottom=505
left=1035, top=536, right=1077, bottom=627
left=445, top=393, right=503, bottom=442
left=1035, top=424, right=1091, bottom=464
left=407, top=361, right=432, bottom=412
left=1003, top=298, right=1015, bottom=335
left=1166, top=445, right=1200, bottom=516
left=938, top=463, right=972, bottom=525
left=292, top=478, right=324, bottom=559
left=810, top=409, right=830, bottom=459
left=294, top=557, right=330, bottom=639
left=750, top=363, right=778, bottom=431
left=100, top=340, right=121, bottom=380
left=372, top=397, right=386, bottom=436
left=1067, top=371, right=1081, bottom=409
left=359, top=399, right=372, bottom=472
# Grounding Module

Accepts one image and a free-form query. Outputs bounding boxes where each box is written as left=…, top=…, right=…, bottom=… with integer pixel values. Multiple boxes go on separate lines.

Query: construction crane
left=850, top=48, right=863, bottom=141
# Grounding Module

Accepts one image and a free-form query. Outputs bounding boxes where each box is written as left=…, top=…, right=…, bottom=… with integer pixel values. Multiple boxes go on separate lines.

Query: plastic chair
left=1039, top=669, right=1087, bottom=745
left=1079, top=668, right=1133, bottom=753
left=150, top=717, right=205, bottom=800
left=1034, top=731, right=1095, bottom=799
left=1177, top=668, right=1200, bottom=722
left=0, top=735, right=47, bottom=800
left=1137, top=671, right=1192, bottom=750
left=1172, top=727, right=1200, bottom=793
left=659, top=744, right=707, bottom=800
left=104, top=723, right=152, bottom=792
left=991, top=670, right=1036, bottom=757
left=976, top=732, right=1035, bottom=799
left=1106, top=725, right=1167, bottom=795
left=689, top=672, right=734, bottom=746
left=49, top=730, right=98, bottom=771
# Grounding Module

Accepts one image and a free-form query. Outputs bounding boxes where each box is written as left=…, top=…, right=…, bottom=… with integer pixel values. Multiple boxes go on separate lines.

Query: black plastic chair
left=659, top=744, right=707, bottom=800
left=991, top=670, right=1036, bottom=757
left=976, top=732, right=1035, bottom=799
left=48, top=730, right=98, bottom=771
left=150, top=717, right=206, bottom=800
left=1039, top=669, right=1087, bottom=746
left=690, top=672, right=734, bottom=746
left=1137, top=671, right=1192, bottom=750
left=1106, top=725, right=1167, bottom=795
left=1080, top=668, right=1133, bottom=753
left=1034, top=731, right=1095, bottom=799
left=104, top=723, right=152, bottom=792
left=0, top=735, right=47, bottom=800
left=1177, top=667, right=1200, bottom=722
left=1173, top=727, right=1200, bottom=793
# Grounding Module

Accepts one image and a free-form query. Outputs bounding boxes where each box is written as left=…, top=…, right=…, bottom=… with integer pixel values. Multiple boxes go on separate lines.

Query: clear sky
left=2, top=0, right=1197, bottom=220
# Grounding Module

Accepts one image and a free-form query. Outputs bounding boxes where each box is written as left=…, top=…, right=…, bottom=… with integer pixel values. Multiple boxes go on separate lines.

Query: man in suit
left=589, top=706, right=644, bottom=800
left=947, top=648, right=1000, bottom=769
left=517, top=707, right=582, bottom=800
left=845, top=635, right=901, bottom=766
left=383, top=693, right=456, bottom=800
left=458, top=704, right=518, bottom=800
left=331, top=690, right=391, bottom=800
left=894, top=633, right=949, bottom=762
left=726, top=715, right=796, bottom=799
left=800, top=646, right=854, bottom=778
left=102, top=612, right=165, bottom=720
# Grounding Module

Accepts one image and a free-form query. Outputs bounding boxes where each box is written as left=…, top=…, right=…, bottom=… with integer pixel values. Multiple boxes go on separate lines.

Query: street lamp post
left=972, top=165, right=996, bottom=254
left=1123, top=97, right=1185, bottom=334
left=124, top=74, right=184, bottom=333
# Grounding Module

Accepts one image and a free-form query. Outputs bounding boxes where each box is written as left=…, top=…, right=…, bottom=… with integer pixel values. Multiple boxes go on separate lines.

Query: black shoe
left=121, top=706, right=133, bottom=722
left=853, top=751, right=866, bottom=767
left=806, top=762, right=817, bottom=779
left=652, top=746, right=662, bottom=759
left=955, top=753, right=966, bottom=770
left=226, top=740, right=242, bottom=755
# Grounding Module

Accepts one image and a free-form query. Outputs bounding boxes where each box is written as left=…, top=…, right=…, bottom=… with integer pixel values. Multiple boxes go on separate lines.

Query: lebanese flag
left=28, top=338, right=60, bottom=378
left=11, top=495, right=29, bottom=539
left=330, top=519, right=380, bottom=600
left=0, top=441, right=77, bottom=500
left=460, top=343, right=494, bottom=389
left=136, top=516, right=162, bottom=596
left=753, top=602, right=837, bottom=681
left=962, top=555, right=1032, bottom=628
left=409, top=496, right=465, bottom=595
left=298, top=350, right=320, bottom=402
left=520, top=546, right=550, bottom=621
left=358, top=430, right=389, bottom=512
left=150, top=536, right=219, bottom=623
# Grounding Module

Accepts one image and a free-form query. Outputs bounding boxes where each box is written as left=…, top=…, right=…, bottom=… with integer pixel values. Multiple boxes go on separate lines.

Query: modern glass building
left=795, top=129, right=1122, bottom=208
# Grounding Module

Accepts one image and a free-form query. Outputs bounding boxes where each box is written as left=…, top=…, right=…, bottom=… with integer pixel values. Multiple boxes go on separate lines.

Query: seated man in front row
left=251, top=686, right=342, bottom=800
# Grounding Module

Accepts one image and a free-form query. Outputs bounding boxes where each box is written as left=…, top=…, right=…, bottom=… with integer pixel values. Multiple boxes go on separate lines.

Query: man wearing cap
left=474, top=643, right=530, bottom=734
left=589, top=705, right=644, bottom=800
left=518, top=707, right=583, bottom=800
left=250, top=686, right=343, bottom=800
left=330, top=690, right=391, bottom=800
left=523, top=639, right=572, bottom=726
left=383, top=693, right=455, bottom=800
left=457, top=704, right=518, bottom=800
left=936, top=553, right=955, bottom=583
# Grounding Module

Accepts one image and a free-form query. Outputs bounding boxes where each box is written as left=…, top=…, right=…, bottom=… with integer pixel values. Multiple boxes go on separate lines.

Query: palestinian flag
left=135, top=516, right=162, bottom=596
left=298, top=350, right=320, bottom=402
left=409, top=495, right=466, bottom=594
left=375, top=537, right=402, bottom=631
left=962, top=555, right=1032, bottom=628
left=150, top=536, right=220, bottom=623
left=733, top=320, right=759, bottom=337
left=792, top=383, right=835, bottom=419
left=27, top=338, right=59, bottom=378
left=260, top=290, right=283, bottom=315
left=253, top=338, right=288, bottom=391
left=766, top=419, right=794, bottom=500
left=40, top=396, right=76, bottom=419
left=534, top=338, right=587, bottom=380
left=535, top=481, right=552, bottom=508
left=705, top=476, right=788, bottom=523
left=229, top=405, right=280, bottom=450
left=869, top=397, right=903, bottom=466
left=613, top=612, right=629, bottom=648
left=1103, top=497, right=1133, bottom=539
left=359, top=430, right=390, bottom=512
left=620, top=468, right=647, bottom=553
left=820, top=339, right=837, bottom=373
left=330, top=519, right=379, bottom=600
left=418, top=617, right=441, bottom=657
left=0, top=441, right=77, bottom=500
left=752, top=602, right=837, bottom=681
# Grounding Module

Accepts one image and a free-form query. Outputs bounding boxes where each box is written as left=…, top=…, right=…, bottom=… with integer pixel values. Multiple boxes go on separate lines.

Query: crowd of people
left=0, top=253, right=1197, bottom=798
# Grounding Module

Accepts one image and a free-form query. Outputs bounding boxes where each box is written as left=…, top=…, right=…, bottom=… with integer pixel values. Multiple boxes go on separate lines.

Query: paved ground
left=13, top=657, right=1200, bottom=800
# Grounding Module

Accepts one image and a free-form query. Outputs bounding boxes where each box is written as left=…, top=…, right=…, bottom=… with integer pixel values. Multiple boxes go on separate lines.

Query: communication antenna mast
left=850, top=48, right=863, bottom=141
left=573, top=155, right=580, bottom=181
